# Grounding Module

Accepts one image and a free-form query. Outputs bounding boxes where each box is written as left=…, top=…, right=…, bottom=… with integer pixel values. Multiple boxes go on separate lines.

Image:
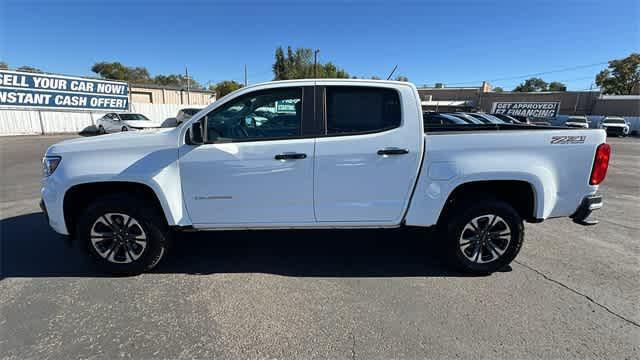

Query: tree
left=548, top=81, right=567, bottom=91
left=595, top=53, right=640, bottom=95
left=370, top=76, right=381, bottom=80
left=153, top=74, right=202, bottom=89
left=513, top=77, right=548, bottom=92
left=395, top=75, right=409, bottom=82
left=16, top=65, right=42, bottom=73
left=493, top=87, right=504, bottom=92
left=211, top=80, right=243, bottom=97
left=0, top=61, right=8, bottom=70
left=91, top=62, right=151, bottom=83
left=272, top=46, right=350, bottom=80
left=434, top=83, right=444, bottom=88
left=91, top=62, right=203, bottom=88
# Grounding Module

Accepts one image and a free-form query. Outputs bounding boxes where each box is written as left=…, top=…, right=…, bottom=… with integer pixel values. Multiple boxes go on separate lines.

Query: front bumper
left=40, top=199, right=49, bottom=221
left=571, top=194, right=603, bottom=226
left=41, top=180, right=69, bottom=235
left=603, top=127, right=628, bottom=135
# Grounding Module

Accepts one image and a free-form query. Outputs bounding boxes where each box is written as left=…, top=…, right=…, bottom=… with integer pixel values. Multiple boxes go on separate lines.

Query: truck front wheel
left=76, top=194, right=170, bottom=275
left=445, top=199, right=524, bottom=274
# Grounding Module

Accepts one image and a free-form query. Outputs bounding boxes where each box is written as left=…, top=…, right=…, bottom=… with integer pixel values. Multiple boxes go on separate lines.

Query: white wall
left=0, top=110, right=42, bottom=135
left=130, top=103, right=206, bottom=124
left=0, top=103, right=207, bottom=136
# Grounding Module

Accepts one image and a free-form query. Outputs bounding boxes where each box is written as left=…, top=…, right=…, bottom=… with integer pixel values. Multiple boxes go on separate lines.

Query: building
left=417, top=83, right=639, bottom=117
left=130, top=83, right=215, bottom=105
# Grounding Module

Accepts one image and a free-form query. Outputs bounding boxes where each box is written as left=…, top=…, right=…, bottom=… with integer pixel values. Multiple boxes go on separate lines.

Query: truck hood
left=46, top=128, right=179, bottom=156
left=124, top=120, right=161, bottom=128
left=602, top=123, right=628, bottom=128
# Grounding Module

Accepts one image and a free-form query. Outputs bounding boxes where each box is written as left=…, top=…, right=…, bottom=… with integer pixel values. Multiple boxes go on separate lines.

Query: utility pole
left=314, top=49, right=320, bottom=78
left=587, top=82, right=594, bottom=116
left=185, top=66, right=190, bottom=104
left=244, top=64, right=247, bottom=86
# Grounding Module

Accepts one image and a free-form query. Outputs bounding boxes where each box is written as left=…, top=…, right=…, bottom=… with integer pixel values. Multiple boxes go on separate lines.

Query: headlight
left=42, top=156, right=61, bottom=177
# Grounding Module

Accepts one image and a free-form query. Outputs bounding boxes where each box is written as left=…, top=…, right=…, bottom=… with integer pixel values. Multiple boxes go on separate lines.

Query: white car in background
left=565, top=116, right=590, bottom=128
left=600, top=116, right=630, bottom=137
left=97, top=112, right=160, bottom=134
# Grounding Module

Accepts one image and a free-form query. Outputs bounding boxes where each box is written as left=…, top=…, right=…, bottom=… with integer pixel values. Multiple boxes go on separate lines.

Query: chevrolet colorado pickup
left=41, top=79, right=611, bottom=275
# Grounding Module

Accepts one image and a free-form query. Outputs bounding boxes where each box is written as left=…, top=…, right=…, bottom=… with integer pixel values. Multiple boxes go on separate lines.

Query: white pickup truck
left=41, top=80, right=611, bottom=275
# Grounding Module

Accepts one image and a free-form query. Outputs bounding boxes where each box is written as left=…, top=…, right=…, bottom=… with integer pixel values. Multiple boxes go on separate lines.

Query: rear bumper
left=571, top=194, right=603, bottom=226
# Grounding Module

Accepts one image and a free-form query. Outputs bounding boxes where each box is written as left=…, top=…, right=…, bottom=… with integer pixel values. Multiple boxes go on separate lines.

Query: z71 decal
left=551, top=135, right=586, bottom=144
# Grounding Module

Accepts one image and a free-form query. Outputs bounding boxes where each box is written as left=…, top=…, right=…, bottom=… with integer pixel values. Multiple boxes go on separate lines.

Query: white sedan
left=97, top=112, right=160, bottom=134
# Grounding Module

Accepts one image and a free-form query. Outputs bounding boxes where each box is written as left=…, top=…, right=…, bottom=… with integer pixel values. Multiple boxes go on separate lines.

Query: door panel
left=179, top=85, right=318, bottom=226
left=313, top=85, right=423, bottom=223
left=314, top=130, right=420, bottom=222
left=180, top=139, right=315, bottom=225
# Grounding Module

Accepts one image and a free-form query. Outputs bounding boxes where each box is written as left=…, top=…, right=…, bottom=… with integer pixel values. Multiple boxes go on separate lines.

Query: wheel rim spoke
left=90, top=212, right=147, bottom=264
left=459, top=214, right=512, bottom=264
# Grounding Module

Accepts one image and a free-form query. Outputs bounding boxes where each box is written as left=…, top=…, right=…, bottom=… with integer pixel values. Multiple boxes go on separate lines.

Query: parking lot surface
left=1, top=135, right=638, bottom=359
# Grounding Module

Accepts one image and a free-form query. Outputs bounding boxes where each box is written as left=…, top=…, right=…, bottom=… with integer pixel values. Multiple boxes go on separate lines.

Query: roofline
left=417, top=87, right=481, bottom=90
left=130, top=83, right=215, bottom=93
left=245, top=78, right=413, bottom=87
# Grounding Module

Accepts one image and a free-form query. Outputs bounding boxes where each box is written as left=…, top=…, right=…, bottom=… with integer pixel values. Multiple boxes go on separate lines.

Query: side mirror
left=187, top=119, right=205, bottom=145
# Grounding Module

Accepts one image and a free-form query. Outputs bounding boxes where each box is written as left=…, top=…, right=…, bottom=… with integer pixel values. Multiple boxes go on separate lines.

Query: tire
left=98, top=125, right=105, bottom=135
left=444, top=198, right=524, bottom=275
left=76, top=193, right=170, bottom=275
left=121, top=126, right=128, bottom=132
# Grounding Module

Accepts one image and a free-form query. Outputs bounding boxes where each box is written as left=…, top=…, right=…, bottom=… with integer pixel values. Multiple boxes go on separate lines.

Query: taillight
left=589, top=143, right=611, bottom=185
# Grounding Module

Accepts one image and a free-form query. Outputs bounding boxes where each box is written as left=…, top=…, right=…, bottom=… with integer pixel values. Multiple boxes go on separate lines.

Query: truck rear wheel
left=445, top=198, right=524, bottom=274
left=76, top=194, right=170, bottom=275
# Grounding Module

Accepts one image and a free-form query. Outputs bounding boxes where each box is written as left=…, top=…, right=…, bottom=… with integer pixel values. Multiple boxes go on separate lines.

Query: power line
left=434, top=61, right=608, bottom=86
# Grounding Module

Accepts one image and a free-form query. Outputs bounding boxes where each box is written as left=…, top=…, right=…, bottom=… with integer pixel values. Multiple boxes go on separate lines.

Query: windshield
left=183, top=109, right=200, bottom=116
left=448, top=113, right=483, bottom=124
left=604, top=118, right=626, bottom=124
left=477, top=113, right=505, bottom=124
left=120, top=113, right=150, bottom=121
left=568, top=117, right=587, bottom=123
left=466, top=113, right=493, bottom=124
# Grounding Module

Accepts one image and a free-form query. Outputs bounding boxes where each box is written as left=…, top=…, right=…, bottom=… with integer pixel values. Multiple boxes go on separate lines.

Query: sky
left=1, top=0, right=638, bottom=90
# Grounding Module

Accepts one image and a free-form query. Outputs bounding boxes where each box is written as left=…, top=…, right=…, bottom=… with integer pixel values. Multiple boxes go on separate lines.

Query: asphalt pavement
left=1, top=135, right=638, bottom=359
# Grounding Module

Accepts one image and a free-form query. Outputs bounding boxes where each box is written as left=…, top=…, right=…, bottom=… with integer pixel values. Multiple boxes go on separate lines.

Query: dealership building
left=417, top=82, right=640, bottom=120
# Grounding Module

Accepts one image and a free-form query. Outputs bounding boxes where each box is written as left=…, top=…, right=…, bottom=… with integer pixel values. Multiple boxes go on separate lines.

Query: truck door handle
left=274, top=152, right=307, bottom=160
left=377, top=148, right=409, bottom=156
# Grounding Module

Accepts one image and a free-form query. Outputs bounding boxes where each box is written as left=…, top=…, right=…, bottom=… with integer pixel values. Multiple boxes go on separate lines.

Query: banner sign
left=0, top=70, right=129, bottom=110
left=491, top=101, right=560, bottom=118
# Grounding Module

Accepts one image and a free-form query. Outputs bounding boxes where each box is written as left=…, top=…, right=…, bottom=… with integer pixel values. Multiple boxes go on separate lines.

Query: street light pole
left=314, top=49, right=320, bottom=78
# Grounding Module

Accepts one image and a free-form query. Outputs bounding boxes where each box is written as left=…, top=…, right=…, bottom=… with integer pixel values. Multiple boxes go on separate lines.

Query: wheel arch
left=437, top=180, right=539, bottom=226
left=63, top=181, right=172, bottom=238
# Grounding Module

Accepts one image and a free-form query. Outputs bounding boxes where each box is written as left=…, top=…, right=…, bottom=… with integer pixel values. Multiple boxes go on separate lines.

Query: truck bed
left=423, top=123, right=571, bottom=133
left=405, top=127, right=606, bottom=226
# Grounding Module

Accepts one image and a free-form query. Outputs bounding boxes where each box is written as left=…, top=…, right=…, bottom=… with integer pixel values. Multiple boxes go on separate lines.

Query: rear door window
left=325, top=87, right=401, bottom=135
